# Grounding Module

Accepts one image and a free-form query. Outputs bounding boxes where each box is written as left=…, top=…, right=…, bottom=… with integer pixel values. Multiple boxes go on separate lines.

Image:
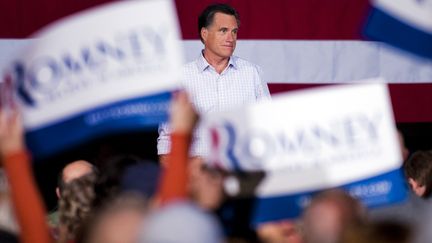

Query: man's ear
left=201, top=28, right=208, bottom=43
left=408, top=178, right=426, bottom=197
left=56, top=187, right=61, bottom=199
left=408, top=177, right=418, bottom=190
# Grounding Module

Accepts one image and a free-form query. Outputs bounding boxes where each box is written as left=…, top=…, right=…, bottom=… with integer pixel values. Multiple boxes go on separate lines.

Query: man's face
left=201, top=12, right=238, bottom=59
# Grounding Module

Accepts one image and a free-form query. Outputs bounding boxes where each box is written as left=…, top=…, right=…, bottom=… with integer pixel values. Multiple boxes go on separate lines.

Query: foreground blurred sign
left=364, top=0, right=432, bottom=59
left=4, top=0, right=183, bottom=158
left=204, top=82, right=407, bottom=224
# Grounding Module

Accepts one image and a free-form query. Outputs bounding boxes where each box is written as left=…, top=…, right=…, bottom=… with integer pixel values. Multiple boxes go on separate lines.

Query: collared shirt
left=158, top=53, right=271, bottom=158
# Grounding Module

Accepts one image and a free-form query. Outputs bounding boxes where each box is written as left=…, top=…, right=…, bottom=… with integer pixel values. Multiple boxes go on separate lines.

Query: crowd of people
left=1, top=90, right=432, bottom=243
left=0, top=3, right=431, bottom=243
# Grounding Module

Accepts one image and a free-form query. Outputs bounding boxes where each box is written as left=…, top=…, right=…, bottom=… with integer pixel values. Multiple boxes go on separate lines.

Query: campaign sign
left=364, top=0, right=432, bottom=59
left=203, top=82, right=407, bottom=225
left=4, top=0, right=183, bottom=158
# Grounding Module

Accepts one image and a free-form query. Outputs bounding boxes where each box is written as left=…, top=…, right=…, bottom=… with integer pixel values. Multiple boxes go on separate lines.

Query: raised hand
left=0, top=109, right=25, bottom=157
left=170, top=90, right=198, bottom=134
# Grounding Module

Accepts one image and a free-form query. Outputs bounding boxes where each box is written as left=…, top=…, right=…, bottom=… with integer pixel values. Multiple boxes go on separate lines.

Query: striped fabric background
left=1, top=0, right=431, bottom=123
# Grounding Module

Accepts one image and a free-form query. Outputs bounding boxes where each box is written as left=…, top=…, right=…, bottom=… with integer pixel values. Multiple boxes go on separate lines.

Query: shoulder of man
left=231, top=55, right=261, bottom=71
left=182, top=57, right=204, bottom=73
left=183, top=59, right=196, bottom=68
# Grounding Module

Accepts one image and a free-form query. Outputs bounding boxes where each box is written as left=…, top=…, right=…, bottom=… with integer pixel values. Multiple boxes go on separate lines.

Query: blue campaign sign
left=251, top=168, right=407, bottom=225
left=364, top=0, right=432, bottom=60
left=25, top=91, right=172, bottom=158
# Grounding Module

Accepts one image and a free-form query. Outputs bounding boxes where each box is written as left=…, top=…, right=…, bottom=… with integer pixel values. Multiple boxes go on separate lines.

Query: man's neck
left=203, top=50, right=230, bottom=74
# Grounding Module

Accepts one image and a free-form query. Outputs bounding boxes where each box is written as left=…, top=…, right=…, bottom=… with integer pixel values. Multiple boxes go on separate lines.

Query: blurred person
left=403, top=150, right=432, bottom=198
left=56, top=160, right=95, bottom=199
left=139, top=201, right=224, bottom=243
left=58, top=173, right=96, bottom=243
left=92, top=154, right=159, bottom=208
left=157, top=3, right=270, bottom=163
left=151, top=91, right=225, bottom=241
left=82, top=91, right=208, bottom=243
left=157, top=91, right=225, bottom=209
left=49, top=160, right=96, bottom=239
left=301, top=189, right=366, bottom=243
left=79, top=192, right=148, bottom=243
left=369, top=172, right=429, bottom=239
left=188, top=157, right=225, bottom=210
left=342, top=220, right=411, bottom=243
left=412, top=192, right=432, bottom=243
left=0, top=109, right=52, bottom=243
left=257, top=220, right=303, bottom=243
left=120, top=162, right=161, bottom=200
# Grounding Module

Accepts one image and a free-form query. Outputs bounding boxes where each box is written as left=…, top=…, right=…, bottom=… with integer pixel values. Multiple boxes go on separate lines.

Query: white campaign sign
left=9, top=0, right=183, bottom=130
left=204, top=81, right=402, bottom=194
left=203, top=81, right=406, bottom=223
left=4, top=0, right=183, bottom=158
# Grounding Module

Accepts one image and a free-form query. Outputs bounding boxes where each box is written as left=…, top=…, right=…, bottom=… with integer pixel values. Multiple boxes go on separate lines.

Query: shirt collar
left=196, top=51, right=238, bottom=72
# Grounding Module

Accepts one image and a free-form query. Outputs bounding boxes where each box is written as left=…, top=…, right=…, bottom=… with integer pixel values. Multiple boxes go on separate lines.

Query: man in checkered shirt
left=158, top=3, right=270, bottom=164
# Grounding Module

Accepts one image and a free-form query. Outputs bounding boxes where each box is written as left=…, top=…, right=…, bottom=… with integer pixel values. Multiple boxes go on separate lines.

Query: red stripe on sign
left=268, top=83, right=432, bottom=123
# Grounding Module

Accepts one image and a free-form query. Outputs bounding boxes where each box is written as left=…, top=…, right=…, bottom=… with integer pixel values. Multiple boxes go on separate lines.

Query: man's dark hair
left=198, top=3, right=240, bottom=43
left=403, top=150, right=432, bottom=198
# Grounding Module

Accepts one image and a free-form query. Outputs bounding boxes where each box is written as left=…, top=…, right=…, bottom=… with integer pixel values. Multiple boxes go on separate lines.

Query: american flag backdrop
left=0, top=0, right=431, bottom=123
left=1, top=0, right=432, bottom=221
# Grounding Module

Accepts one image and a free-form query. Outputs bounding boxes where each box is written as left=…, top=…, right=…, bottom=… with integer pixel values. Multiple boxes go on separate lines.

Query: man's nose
left=226, top=32, right=234, bottom=42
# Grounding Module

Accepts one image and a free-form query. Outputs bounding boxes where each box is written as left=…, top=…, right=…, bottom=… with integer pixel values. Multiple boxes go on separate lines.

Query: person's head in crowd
left=80, top=192, right=148, bottom=243
left=188, top=157, right=225, bottom=210
left=198, top=3, right=240, bottom=60
left=139, top=201, right=224, bottom=243
left=397, top=130, right=409, bottom=162
left=342, top=220, right=411, bottom=243
left=57, top=160, right=95, bottom=198
left=302, top=189, right=366, bottom=243
left=403, top=150, right=432, bottom=198
left=58, top=173, right=96, bottom=243
left=121, top=162, right=160, bottom=199
left=257, top=220, right=303, bottom=243
left=93, top=155, right=159, bottom=208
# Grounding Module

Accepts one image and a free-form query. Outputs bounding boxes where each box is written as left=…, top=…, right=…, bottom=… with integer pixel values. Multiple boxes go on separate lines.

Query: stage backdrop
left=0, top=0, right=431, bottom=122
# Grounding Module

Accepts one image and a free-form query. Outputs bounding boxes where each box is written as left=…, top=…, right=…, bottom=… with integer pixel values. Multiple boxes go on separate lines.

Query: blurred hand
left=170, top=91, right=198, bottom=134
left=0, top=109, right=25, bottom=157
left=159, top=154, right=168, bottom=167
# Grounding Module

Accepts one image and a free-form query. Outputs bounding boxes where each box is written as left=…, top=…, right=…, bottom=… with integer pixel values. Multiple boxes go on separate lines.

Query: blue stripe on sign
left=364, top=7, right=432, bottom=60
left=25, top=91, right=172, bottom=160
left=251, top=167, right=407, bottom=226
